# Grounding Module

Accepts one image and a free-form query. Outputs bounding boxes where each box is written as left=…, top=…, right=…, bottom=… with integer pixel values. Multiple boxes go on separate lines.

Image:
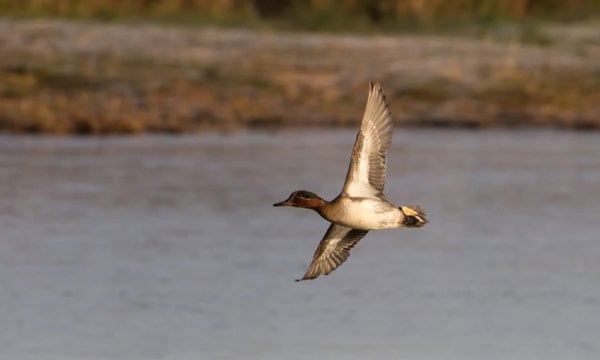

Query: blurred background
left=1, top=0, right=599, bottom=132
left=1, top=1, right=600, bottom=360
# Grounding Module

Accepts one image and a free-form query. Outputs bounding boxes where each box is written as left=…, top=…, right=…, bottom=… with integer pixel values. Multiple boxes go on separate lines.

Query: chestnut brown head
left=273, top=190, right=324, bottom=209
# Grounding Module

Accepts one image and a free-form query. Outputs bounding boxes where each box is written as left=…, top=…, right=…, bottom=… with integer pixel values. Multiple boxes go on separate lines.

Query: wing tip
left=295, top=275, right=316, bottom=282
left=295, top=268, right=318, bottom=282
left=368, top=81, right=388, bottom=107
left=370, top=81, right=382, bottom=92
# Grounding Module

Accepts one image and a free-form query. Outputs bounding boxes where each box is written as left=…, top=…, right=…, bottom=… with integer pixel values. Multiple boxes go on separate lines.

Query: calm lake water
left=1, top=130, right=599, bottom=360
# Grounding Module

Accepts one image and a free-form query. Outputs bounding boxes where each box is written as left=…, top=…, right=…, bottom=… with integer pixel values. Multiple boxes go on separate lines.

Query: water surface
left=1, top=130, right=599, bottom=359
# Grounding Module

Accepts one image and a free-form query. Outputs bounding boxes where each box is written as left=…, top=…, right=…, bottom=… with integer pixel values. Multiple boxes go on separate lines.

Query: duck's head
left=273, top=190, right=324, bottom=209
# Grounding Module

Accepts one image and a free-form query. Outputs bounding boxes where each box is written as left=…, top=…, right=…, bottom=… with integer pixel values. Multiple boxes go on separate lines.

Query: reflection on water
left=1, top=130, right=599, bottom=359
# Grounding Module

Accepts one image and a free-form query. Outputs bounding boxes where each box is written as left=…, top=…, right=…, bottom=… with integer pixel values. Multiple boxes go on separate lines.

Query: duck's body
left=319, top=195, right=404, bottom=230
left=274, top=82, right=428, bottom=281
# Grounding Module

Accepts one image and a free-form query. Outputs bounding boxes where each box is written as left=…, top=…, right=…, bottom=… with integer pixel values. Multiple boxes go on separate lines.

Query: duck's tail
left=400, top=205, right=428, bottom=228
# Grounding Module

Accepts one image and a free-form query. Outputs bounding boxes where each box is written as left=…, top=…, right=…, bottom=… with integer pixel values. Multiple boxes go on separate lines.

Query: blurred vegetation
left=1, top=19, right=599, bottom=134
left=1, top=0, right=600, bottom=31
left=1, top=2, right=599, bottom=133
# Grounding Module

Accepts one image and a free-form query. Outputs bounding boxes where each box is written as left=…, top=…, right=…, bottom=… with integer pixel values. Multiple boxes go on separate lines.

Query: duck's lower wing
left=296, top=224, right=368, bottom=281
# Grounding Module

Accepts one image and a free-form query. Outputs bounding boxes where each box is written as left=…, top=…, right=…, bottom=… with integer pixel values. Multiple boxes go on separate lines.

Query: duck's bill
left=273, top=199, right=292, bottom=207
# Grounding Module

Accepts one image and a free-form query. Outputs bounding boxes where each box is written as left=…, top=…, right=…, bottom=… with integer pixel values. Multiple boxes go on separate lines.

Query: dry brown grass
left=0, top=19, right=599, bottom=134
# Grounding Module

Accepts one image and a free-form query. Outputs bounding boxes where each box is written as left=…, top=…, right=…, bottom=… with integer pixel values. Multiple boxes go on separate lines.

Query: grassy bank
left=0, top=19, right=599, bottom=134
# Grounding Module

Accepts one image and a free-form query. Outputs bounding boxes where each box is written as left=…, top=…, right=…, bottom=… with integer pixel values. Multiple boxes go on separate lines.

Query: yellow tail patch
left=400, top=205, right=428, bottom=228
left=401, top=206, right=419, bottom=216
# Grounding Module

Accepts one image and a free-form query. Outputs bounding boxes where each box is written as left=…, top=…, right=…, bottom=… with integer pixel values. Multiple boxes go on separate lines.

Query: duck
left=274, top=82, right=428, bottom=281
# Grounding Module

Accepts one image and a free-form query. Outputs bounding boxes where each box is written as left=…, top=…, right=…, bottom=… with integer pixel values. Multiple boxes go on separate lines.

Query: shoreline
left=1, top=19, right=599, bottom=134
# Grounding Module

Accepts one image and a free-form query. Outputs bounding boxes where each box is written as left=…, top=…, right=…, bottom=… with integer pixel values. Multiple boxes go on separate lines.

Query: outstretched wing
left=342, top=82, right=393, bottom=198
left=296, top=224, right=368, bottom=281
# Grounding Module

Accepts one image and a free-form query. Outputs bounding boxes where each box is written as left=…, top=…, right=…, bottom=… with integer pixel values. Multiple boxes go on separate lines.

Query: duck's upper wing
left=342, top=82, right=393, bottom=198
left=296, top=224, right=368, bottom=281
